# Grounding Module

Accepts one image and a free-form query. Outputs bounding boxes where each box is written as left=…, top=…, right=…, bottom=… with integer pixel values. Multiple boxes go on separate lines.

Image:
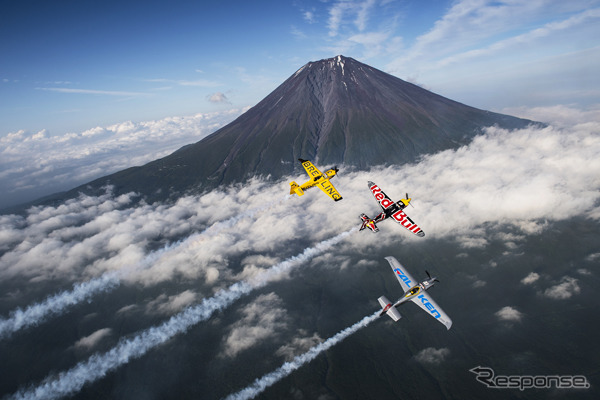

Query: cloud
left=577, top=268, right=591, bottom=276
left=355, top=0, right=376, bottom=31
left=393, top=1, right=599, bottom=65
left=291, top=25, right=307, bottom=40
left=348, top=31, right=390, bottom=58
left=145, top=290, right=198, bottom=316
left=207, top=92, right=231, bottom=104
left=414, top=347, right=450, bottom=365
left=224, top=312, right=379, bottom=400
left=178, top=79, right=221, bottom=87
left=472, top=280, right=486, bottom=288
left=225, top=311, right=379, bottom=400
left=4, top=110, right=600, bottom=399
left=303, top=10, right=316, bottom=24
left=7, top=231, right=355, bottom=400
left=0, top=113, right=597, bottom=356
left=501, top=104, right=600, bottom=128
left=73, top=328, right=112, bottom=350
left=495, top=306, right=523, bottom=322
left=428, top=8, right=600, bottom=72
left=144, top=77, right=221, bottom=88
left=319, top=0, right=401, bottom=59
left=521, top=272, right=540, bottom=285
left=0, top=109, right=242, bottom=208
left=381, top=1, right=600, bottom=108
left=2, top=115, right=599, bottom=290
left=585, top=252, right=600, bottom=262
left=35, top=87, right=150, bottom=97
left=275, top=330, right=322, bottom=361
left=543, top=276, right=581, bottom=299
left=221, top=293, right=288, bottom=358
left=327, top=2, right=348, bottom=37
left=327, top=0, right=377, bottom=37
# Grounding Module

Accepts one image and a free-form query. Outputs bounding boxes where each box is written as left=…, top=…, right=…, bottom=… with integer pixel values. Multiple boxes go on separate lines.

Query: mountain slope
left=58, top=56, right=538, bottom=202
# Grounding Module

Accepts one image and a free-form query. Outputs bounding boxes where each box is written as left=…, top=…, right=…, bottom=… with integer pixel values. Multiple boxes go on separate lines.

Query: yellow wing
left=299, top=159, right=324, bottom=180
left=297, top=159, right=343, bottom=201
left=317, top=179, right=343, bottom=201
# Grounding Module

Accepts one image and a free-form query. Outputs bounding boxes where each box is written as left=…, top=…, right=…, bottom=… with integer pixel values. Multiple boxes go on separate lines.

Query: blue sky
left=1, top=0, right=600, bottom=207
left=2, top=0, right=598, bottom=135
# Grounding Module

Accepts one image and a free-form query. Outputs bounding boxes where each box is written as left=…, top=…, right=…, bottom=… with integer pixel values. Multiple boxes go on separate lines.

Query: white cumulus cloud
left=73, top=328, right=112, bottom=350
left=221, top=293, right=288, bottom=358
left=521, top=272, right=540, bottom=285
left=145, top=290, right=198, bottom=316
left=0, top=109, right=242, bottom=209
left=543, top=276, right=581, bottom=300
left=414, top=347, right=450, bottom=365
left=495, top=306, right=523, bottom=322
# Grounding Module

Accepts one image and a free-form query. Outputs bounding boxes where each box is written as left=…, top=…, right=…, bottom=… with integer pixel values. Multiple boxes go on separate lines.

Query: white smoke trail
left=0, top=272, right=121, bottom=340
left=0, top=195, right=291, bottom=341
left=9, top=228, right=355, bottom=400
left=224, top=310, right=380, bottom=400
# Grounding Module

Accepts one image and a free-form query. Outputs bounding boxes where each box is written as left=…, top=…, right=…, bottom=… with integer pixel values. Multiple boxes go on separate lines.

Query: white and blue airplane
left=378, top=256, right=452, bottom=330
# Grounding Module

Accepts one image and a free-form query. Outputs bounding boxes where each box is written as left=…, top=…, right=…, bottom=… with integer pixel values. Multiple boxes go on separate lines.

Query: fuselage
left=392, top=277, right=437, bottom=308
left=299, top=168, right=337, bottom=191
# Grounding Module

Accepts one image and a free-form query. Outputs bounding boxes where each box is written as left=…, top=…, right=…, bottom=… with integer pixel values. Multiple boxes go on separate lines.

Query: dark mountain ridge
left=22, top=56, right=539, bottom=207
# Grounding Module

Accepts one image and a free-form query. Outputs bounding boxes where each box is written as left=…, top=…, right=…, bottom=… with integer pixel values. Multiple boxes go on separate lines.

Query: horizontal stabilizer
left=386, top=307, right=402, bottom=321
left=359, top=214, right=379, bottom=232
left=289, top=181, right=304, bottom=196
left=378, top=295, right=391, bottom=309
left=378, top=295, right=402, bottom=322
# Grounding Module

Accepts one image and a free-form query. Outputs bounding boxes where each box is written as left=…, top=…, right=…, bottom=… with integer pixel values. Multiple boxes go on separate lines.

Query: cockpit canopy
left=404, top=286, right=420, bottom=297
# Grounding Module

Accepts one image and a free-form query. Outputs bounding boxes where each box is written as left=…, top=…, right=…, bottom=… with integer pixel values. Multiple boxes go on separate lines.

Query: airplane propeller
left=405, top=193, right=415, bottom=208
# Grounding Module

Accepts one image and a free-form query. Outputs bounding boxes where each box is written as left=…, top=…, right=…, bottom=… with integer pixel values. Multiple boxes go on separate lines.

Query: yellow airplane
left=289, top=159, right=343, bottom=202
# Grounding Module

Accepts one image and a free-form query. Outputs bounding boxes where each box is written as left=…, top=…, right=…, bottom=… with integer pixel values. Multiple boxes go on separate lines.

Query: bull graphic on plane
left=359, top=181, right=424, bottom=236
left=289, top=159, right=343, bottom=202
left=378, top=256, right=452, bottom=330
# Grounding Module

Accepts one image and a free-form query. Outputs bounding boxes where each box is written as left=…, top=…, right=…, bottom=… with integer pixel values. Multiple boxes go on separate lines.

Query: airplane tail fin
left=378, top=296, right=402, bottom=321
left=289, top=182, right=304, bottom=196
left=359, top=214, right=369, bottom=231
left=359, top=214, right=379, bottom=232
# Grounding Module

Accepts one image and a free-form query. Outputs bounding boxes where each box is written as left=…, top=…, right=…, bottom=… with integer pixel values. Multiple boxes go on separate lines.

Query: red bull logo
left=369, top=184, right=394, bottom=209
left=392, top=210, right=422, bottom=234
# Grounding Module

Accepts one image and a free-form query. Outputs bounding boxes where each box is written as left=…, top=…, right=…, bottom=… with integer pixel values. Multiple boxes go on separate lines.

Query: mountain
left=43, top=56, right=538, bottom=203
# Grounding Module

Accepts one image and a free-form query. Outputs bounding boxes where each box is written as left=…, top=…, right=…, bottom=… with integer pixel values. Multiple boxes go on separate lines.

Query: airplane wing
left=410, top=291, right=452, bottom=330
left=317, top=179, right=343, bottom=201
left=299, top=159, right=324, bottom=180
left=368, top=181, right=424, bottom=237
left=368, top=181, right=399, bottom=213
left=385, top=256, right=417, bottom=293
left=389, top=209, right=425, bottom=237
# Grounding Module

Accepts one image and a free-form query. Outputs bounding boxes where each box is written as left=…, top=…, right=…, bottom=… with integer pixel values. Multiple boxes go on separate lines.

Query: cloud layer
left=7, top=230, right=355, bottom=400
left=2, top=115, right=599, bottom=288
left=0, top=109, right=242, bottom=209
left=2, top=112, right=599, bottom=398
